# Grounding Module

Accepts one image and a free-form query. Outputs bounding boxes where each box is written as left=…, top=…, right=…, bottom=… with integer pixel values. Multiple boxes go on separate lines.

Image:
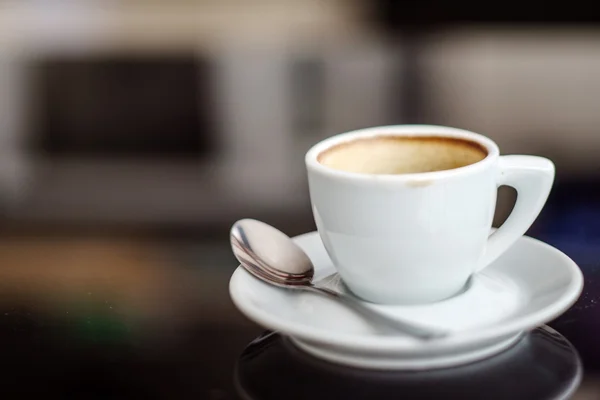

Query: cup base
left=344, top=277, right=473, bottom=306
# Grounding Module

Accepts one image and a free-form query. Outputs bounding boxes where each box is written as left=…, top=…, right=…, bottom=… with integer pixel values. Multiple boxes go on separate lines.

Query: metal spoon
left=230, top=219, right=447, bottom=340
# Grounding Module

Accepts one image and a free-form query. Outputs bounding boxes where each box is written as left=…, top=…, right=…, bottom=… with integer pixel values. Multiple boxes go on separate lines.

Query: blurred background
left=0, top=0, right=599, bottom=398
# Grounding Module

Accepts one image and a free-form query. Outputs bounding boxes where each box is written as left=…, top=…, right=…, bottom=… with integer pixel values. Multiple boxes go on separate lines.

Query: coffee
left=317, top=136, right=487, bottom=175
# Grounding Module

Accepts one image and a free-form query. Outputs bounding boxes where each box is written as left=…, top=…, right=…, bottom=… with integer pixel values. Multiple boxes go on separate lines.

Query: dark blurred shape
left=369, top=0, right=600, bottom=29
left=34, top=55, right=216, bottom=158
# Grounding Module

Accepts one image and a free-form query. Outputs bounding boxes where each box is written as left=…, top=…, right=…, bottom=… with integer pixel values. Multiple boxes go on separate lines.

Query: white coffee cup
left=305, top=125, right=555, bottom=305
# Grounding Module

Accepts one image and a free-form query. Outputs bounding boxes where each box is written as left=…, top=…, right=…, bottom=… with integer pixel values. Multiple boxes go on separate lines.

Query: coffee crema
left=317, top=135, right=488, bottom=175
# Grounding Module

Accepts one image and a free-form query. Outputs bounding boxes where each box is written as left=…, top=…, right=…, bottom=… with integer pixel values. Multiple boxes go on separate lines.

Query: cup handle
left=476, top=155, right=555, bottom=272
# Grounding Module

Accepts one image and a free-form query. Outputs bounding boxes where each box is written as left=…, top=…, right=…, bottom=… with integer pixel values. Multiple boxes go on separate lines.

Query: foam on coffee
left=317, top=135, right=487, bottom=175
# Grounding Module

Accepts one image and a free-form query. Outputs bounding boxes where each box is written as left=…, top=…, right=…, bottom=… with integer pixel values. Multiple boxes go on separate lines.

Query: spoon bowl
left=230, top=219, right=313, bottom=286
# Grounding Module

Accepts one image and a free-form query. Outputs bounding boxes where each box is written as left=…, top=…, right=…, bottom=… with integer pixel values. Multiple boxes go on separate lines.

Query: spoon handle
left=302, top=285, right=447, bottom=340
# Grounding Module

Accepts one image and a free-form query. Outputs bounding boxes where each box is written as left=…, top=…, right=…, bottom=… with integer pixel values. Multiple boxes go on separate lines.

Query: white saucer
left=229, top=231, right=583, bottom=370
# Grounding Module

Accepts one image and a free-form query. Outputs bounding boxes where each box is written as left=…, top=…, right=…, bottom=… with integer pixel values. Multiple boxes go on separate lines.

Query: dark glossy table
left=0, top=221, right=593, bottom=399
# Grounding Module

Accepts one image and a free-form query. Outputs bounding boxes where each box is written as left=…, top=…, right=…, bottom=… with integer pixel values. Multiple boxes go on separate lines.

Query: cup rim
left=305, top=125, right=500, bottom=182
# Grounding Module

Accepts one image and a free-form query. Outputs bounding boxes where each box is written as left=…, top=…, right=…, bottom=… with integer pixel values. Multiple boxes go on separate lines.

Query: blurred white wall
left=2, top=2, right=600, bottom=224
left=0, top=0, right=366, bottom=52
left=0, top=0, right=385, bottom=223
left=422, top=28, right=600, bottom=175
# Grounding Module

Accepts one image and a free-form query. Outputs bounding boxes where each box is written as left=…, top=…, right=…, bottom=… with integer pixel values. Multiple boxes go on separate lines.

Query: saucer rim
left=229, top=232, right=584, bottom=350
